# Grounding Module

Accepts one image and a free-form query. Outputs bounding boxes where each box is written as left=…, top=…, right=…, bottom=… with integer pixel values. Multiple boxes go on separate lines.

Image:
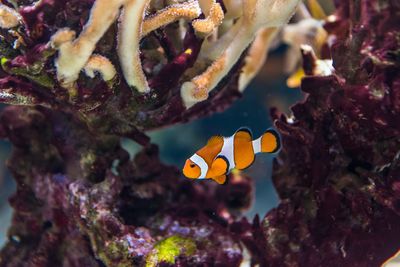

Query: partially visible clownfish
left=183, top=128, right=281, bottom=184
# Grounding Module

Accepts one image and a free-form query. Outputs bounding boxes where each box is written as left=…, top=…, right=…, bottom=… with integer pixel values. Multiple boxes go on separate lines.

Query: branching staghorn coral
left=192, top=0, right=224, bottom=36
left=181, top=0, right=300, bottom=107
left=141, top=0, right=202, bottom=36
left=53, top=0, right=126, bottom=90
left=0, top=0, right=304, bottom=135
left=21, top=0, right=299, bottom=102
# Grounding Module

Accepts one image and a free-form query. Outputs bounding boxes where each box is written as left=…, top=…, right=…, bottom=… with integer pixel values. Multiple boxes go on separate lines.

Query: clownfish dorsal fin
left=235, top=127, right=253, bottom=141
left=207, top=135, right=224, bottom=146
left=212, top=174, right=227, bottom=185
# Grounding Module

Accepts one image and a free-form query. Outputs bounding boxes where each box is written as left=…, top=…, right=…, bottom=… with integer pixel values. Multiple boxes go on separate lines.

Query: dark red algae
left=0, top=0, right=399, bottom=266
left=265, top=0, right=400, bottom=265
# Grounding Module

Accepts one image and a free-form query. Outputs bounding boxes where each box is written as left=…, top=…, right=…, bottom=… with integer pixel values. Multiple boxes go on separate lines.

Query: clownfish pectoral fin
left=211, top=156, right=229, bottom=175
left=212, top=174, right=227, bottom=184
left=207, top=135, right=224, bottom=146
left=235, top=127, right=253, bottom=141
left=261, top=129, right=281, bottom=153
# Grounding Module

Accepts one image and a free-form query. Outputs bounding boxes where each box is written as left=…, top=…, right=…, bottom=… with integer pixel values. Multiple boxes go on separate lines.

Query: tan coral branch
left=84, top=55, right=117, bottom=81
left=198, top=0, right=214, bottom=15
left=142, top=0, right=201, bottom=37
left=182, top=22, right=253, bottom=107
left=52, top=0, right=154, bottom=93
left=238, top=27, right=278, bottom=92
left=251, top=0, right=300, bottom=30
left=0, top=4, right=21, bottom=29
left=181, top=53, right=227, bottom=104
left=118, top=0, right=151, bottom=93
left=50, top=29, right=76, bottom=48
left=181, top=0, right=301, bottom=108
left=198, top=20, right=243, bottom=61
left=54, top=0, right=127, bottom=88
left=192, top=0, right=224, bottom=36
left=222, top=0, right=243, bottom=20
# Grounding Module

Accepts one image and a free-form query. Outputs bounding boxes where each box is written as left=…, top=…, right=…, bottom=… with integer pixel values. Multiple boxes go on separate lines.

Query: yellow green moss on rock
left=1, top=57, right=55, bottom=88
left=146, top=235, right=196, bottom=267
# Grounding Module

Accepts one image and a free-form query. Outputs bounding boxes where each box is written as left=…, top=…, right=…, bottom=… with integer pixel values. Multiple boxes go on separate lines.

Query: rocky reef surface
left=268, top=0, right=400, bottom=265
left=0, top=0, right=399, bottom=266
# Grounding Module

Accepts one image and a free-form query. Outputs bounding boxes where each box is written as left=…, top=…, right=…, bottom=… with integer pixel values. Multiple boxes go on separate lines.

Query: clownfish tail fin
left=259, top=129, right=281, bottom=153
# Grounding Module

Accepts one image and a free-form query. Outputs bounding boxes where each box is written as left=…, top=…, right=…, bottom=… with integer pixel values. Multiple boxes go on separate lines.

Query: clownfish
left=183, top=128, right=281, bottom=184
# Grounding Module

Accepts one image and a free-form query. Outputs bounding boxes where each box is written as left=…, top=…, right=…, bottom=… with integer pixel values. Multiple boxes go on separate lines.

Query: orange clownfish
left=183, top=128, right=281, bottom=184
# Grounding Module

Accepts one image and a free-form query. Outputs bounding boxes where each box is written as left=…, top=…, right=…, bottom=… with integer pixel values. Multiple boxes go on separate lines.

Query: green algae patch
left=1, top=57, right=55, bottom=88
left=96, top=239, right=132, bottom=267
left=146, top=236, right=196, bottom=267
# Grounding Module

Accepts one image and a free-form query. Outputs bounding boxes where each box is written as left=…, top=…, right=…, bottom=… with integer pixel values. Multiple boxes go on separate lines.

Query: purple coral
left=0, top=0, right=399, bottom=266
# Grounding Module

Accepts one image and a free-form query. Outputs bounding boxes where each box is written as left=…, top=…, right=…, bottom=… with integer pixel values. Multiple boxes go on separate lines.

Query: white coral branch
left=50, top=29, right=76, bottom=48
left=192, top=0, right=224, bottom=36
left=44, top=0, right=301, bottom=105
left=118, top=0, right=151, bottom=93
left=142, top=0, right=202, bottom=37
left=221, top=0, right=243, bottom=20
left=84, top=55, right=117, bottom=81
left=181, top=21, right=251, bottom=107
left=181, top=0, right=301, bottom=108
left=0, top=4, right=21, bottom=29
left=53, top=0, right=127, bottom=88
left=238, top=27, right=278, bottom=92
left=50, top=0, right=208, bottom=94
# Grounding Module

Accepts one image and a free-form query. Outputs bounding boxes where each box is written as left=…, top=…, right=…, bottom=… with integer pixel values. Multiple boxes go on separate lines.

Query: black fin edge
left=265, top=128, right=281, bottom=153
left=216, top=155, right=230, bottom=173
left=235, top=127, right=253, bottom=138
left=217, top=174, right=228, bottom=185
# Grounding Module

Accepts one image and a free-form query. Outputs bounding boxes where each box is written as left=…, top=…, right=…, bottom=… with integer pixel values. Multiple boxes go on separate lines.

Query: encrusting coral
left=0, top=0, right=399, bottom=266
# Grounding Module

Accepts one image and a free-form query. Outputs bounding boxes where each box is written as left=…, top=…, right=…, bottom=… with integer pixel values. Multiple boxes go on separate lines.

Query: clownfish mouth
left=182, top=169, right=199, bottom=179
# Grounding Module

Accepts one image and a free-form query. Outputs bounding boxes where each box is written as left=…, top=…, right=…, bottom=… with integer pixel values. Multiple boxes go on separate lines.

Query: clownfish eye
left=190, top=164, right=196, bottom=168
